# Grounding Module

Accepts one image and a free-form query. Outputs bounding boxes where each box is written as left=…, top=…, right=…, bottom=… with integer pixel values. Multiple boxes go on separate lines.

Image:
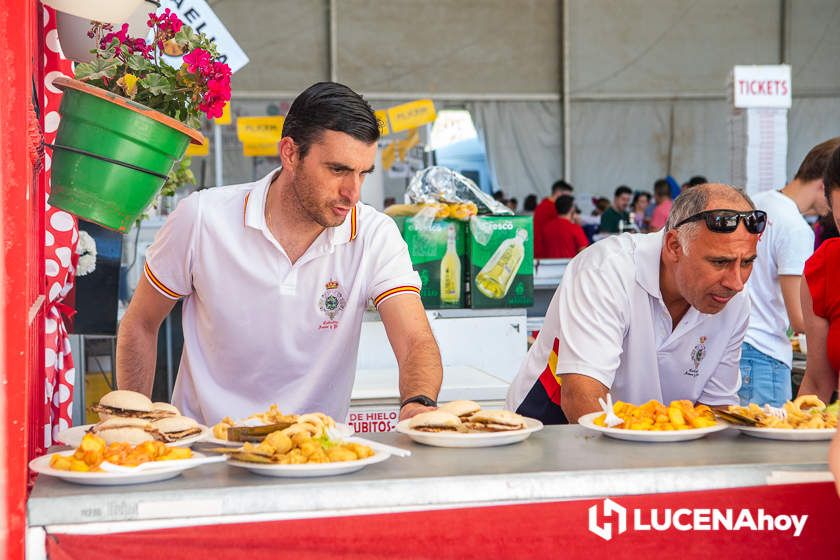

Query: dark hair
left=523, top=194, right=538, bottom=211
left=594, top=197, right=610, bottom=213
left=614, top=185, right=633, bottom=198
left=493, top=190, right=505, bottom=201
left=632, top=191, right=651, bottom=208
left=555, top=194, right=575, bottom=215
left=653, top=179, right=671, bottom=198
left=282, top=82, right=380, bottom=158
left=552, top=180, right=574, bottom=194
left=687, top=175, right=707, bottom=186
left=824, top=144, right=840, bottom=205
left=797, top=137, right=840, bottom=183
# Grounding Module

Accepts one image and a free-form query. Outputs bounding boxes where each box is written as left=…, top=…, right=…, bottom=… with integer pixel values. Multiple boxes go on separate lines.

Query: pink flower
left=183, top=48, right=212, bottom=74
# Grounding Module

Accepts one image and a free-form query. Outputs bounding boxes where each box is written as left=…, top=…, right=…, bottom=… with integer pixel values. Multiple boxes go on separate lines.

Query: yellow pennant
left=386, top=99, right=436, bottom=133
left=375, top=109, right=390, bottom=136
left=185, top=137, right=210, bottom=157
left=214, top=102, right=232, bottom=125
left=237, top=116, right=285, bottom=157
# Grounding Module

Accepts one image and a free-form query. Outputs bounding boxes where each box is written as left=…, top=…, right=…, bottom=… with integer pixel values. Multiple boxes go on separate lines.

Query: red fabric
left=45, top=482, right=840, bottom=559
left=541, top=217, right=589, bottom=258
left=650, top=198, right=672, bottom=230
left=532, top=197, right=557, bottom=258
left=42, top=6, right=78, bottom=446
left=804, top=238, right=840, bottom=373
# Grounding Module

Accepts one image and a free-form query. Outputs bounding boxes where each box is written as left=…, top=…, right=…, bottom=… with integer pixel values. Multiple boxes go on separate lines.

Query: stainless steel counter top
left=28, top=425, right=829, bottom=528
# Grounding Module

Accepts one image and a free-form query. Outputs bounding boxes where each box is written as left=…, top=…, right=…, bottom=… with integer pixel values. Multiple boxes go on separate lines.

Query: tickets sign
left=236, top=116, right=284, bottom=156
left=732, top=65, right=792, bottom=108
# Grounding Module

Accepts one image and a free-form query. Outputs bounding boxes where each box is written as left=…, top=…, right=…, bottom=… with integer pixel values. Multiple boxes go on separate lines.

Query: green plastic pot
left=48, top=77, right=205, bottom=232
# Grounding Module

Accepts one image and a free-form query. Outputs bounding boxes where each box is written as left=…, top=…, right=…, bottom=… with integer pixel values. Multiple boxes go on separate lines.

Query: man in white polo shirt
left=116, top=82, right=442, bottom=425
left=507, top=183, right=764, bottom=423
left=742, top=138, right=838, bottom=407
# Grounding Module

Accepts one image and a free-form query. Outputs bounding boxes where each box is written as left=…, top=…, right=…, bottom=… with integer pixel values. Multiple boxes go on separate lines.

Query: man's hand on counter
left=399, top=402, right=436, bottom=421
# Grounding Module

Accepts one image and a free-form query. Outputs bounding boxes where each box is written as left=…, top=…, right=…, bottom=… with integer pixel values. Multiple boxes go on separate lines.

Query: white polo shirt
left=744, top=190, right=814, bottom=367
left=507, top=231, right=747, bottom=417
left=144, top=169, right=421, bottom=425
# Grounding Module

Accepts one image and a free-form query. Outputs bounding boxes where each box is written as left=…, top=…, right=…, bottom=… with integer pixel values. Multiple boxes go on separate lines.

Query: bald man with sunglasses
left=507, top=183, right=765, bottom=424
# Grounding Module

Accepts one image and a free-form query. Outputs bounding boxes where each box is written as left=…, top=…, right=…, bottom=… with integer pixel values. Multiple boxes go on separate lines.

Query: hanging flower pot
left=55, top=0, right=159, bottom=63
left=42, top=0, right=145, bottom=24
left=45, top=8, right=231, bottom=232
left=48, top=77, right=204, bottom=232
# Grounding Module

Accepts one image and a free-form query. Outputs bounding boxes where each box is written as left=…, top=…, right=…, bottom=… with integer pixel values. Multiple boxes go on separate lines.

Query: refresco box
left=467, top=215, right=534, bottom=308
left=392, top=216, right=467, bottom=309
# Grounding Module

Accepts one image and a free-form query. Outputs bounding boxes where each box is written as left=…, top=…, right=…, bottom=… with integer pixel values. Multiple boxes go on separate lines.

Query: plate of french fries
left=213, top=410, right=389, bottom=477
left=578, top=399, right=728, bottom=442
left=724, top=396, right=838, bottom=441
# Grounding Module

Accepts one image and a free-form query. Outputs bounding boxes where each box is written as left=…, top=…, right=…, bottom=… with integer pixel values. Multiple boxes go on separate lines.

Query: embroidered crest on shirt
left=684, top=336, right=707, bottom=378
left=318, top=278, right=346, bottom=330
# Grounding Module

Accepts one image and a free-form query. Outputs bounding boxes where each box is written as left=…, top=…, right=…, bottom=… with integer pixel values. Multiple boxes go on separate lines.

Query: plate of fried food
left=395, top=401, right=543, bottom=448
left=578, top=399, right=728, bottom=442
left=722, top=395, right=838, bottom=441
left=30, top=433, right=211, bottom=486
left=208, top=405, right=353, bottom=446
left=57, top=390, right=209, bottom=448
left=216, top=412, right=390, bottom=477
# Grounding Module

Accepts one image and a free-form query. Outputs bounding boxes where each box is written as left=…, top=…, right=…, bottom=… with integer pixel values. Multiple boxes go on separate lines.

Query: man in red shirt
left=542, top=195, right=589, bottom=258
left=533, top=180, right=573, bottom=258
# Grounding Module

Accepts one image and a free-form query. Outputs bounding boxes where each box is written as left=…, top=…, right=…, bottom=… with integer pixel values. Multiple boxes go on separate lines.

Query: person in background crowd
left=541, top=195, right=589, bottom=259
left=814, top=213, right=839, bottom=248
left=573, top=205, right=583, bottom=226
left=493, top=190, right=506, bottom=202
left=581, top=197, right=609, bottom=242
left=686, top=175, right=708, bottom=188
left=742, top=138, right=838, bottom=407
left=631, top=191, right=652, bottom=232
left=650, top=178, right=673, bottom=232
left=796, top=144, right=840, bottom=496
left=523, top=194, right=538, bottom=214
left=383, top=196, right=396, bottom=209
left=533, top=180, right=574, bottom=258
left=598, top=185, right=632, bottom=233
left=506, top=197, right=518, bottom=212
left=507, top=183, right=763, bottom=423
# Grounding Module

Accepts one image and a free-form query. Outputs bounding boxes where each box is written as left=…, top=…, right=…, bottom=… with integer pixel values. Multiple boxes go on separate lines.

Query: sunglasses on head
left=674, top=209, right=767, bottom=234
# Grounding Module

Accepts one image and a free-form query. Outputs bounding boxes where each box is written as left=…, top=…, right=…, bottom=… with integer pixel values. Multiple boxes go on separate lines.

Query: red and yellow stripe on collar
left=373, top=285, right=420, bottom=307
left=349, top=206, right=358, bottom=241
left=243, top=192, right=251, bottom=227
left=144, top=262, right=184, bottom=300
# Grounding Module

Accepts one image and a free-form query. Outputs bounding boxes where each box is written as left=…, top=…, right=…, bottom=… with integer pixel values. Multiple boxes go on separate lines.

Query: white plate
left=227, top=450, right=390, bottom=478
left=29, top=451, right=210, bottom=486
left=204, top=422, right=355, bottom=447
left=731, top=425, right=836, bottom=441
left=395, top=417, right=544, bottom=448
left=56, top=424, right=210, bottom=448
left=577, top=412, right=729, bottom=442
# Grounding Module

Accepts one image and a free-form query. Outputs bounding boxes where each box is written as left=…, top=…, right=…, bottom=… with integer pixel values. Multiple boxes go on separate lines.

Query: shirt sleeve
left=143, top=192, right=201, bottom=300
left=776, top=223, right=814, bottom=275
left=366, top=216, right=422, bottom=307
left=551, top=258, right=627, bottom=388
left=574, top=225, right=589, bottom=253
left=698, top=297, right=747, bottom=406
left=804, top=242, right=831, bottom=318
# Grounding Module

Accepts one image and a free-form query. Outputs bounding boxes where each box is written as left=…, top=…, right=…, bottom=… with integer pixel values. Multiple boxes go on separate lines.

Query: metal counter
left=28, top=425, right=829, bottom=530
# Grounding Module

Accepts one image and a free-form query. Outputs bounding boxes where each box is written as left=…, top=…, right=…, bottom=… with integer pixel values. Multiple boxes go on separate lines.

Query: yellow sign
left=374, top=109, right=390, bottom=136
left=381, top=141, right=396, bottom=170
left=386, top=99, right=436, bottom=133
left=237, top=116, right=285, bottom=157
left=185, top=138, right=210, bottom=156
left=396, top=129, right=420, bottom=161
left=215, top=102, right=232, bottom=125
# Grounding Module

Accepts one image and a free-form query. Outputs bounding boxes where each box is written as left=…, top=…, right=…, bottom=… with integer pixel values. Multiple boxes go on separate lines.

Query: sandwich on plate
left=437, top=400, right=481, bottom=421
left=90, top=417, right=160, bottom=445
left=462, top=409, right=527, bottom=432
left=152, top=415, right=203, bottom=442
left=408, top=411, right=464, bottom=433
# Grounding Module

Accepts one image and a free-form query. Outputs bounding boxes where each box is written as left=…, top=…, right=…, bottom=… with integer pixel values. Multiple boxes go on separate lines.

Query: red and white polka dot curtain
left=42, top=5, right=78, bottom=446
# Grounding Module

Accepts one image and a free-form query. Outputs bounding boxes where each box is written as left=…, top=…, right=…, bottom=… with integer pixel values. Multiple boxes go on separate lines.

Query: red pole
left=0, top=0, right=40, bottom=557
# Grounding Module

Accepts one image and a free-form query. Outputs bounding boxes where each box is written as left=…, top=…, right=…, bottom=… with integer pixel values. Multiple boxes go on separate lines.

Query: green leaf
left=139, top=74, right=172, bottom=96
left=74, top=58, right=121, bottom=81
left=124, top=53, right=151, bottom=72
